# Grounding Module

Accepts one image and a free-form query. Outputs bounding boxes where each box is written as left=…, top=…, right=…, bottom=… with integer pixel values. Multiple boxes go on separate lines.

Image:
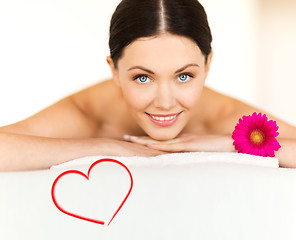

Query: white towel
left=51, top=152, right=279, bottom=169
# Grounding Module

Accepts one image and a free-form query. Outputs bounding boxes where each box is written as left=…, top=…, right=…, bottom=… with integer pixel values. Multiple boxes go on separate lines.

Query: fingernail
left=147, top=142, right=155, bottom=146
left=123, top=135, right=130, bottom=139
left=130, top=136, right=138, bottom=140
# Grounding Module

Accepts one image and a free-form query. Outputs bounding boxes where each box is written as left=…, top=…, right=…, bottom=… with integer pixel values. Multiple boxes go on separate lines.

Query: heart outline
left=51, top=158, right=133, bottom=226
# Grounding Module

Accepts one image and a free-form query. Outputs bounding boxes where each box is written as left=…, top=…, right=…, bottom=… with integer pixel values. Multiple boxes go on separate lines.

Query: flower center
left=249, top=129, right=265, bottom=145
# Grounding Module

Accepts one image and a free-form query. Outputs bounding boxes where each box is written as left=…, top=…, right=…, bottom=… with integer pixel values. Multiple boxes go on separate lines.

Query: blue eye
left=178, top=74, right=189, bottom=82
left=135, top=75, right=150, bottom=83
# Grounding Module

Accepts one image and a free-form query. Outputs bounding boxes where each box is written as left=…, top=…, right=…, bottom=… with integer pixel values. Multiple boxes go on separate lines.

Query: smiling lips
left=146, top=112, right=182, bottom=127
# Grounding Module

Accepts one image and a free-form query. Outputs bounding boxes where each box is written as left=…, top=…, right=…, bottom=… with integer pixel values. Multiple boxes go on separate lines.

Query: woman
left=0, top=0, right=296, bottom=171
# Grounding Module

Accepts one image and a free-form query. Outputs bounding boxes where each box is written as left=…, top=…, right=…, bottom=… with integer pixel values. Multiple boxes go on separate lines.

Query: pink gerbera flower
left=232, top=112, right=281, bottom=157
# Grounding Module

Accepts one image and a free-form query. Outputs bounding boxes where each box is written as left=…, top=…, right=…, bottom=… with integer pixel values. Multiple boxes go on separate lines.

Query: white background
left=0, top=0, right=295, bottom=127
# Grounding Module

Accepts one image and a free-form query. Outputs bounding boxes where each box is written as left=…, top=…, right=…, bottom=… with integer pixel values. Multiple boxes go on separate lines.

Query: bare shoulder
left=0, top=79, right=118, bottom=138
left=71, top=79, right=115, bottom=118
left=70, top=79, right=121, bottom=123
left=203, top=87, right=296, bottom=138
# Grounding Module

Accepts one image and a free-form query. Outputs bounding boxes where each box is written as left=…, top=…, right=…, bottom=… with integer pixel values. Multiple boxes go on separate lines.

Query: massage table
left=1, top=152, right=296, bottom=240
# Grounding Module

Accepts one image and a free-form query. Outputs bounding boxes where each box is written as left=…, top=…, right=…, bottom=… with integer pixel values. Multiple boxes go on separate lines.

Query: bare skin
left=1, top=34, right=296, bottom=171
left=1, top=79, right=296, bottom=171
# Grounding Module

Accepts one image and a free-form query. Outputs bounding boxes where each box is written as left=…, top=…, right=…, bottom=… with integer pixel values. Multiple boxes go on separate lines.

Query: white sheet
left=1, top=152, right=296, bottom=240
left=51, top=152, right=279, bottom=169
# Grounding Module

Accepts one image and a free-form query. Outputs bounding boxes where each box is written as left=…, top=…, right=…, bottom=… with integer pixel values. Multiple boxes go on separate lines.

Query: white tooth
left=168, top=115, right=177, bottom=120
left=151, top=114, right=177, bottom=121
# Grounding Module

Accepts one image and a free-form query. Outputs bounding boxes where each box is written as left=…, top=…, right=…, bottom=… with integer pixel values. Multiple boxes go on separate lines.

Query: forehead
left=118, top=33, right=205, bottom=69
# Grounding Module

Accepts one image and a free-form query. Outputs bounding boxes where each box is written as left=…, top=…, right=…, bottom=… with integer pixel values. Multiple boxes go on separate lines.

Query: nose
left=153, top=82, right=177, bottom=110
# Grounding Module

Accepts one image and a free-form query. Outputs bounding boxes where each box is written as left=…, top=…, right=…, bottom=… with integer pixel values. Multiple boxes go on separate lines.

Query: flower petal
left=264, top=144, right=275, bottom=157
left=232, top=112, right=281, bottom=157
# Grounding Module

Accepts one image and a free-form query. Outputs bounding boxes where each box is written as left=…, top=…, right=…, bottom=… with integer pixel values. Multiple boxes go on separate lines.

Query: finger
left=123, top=135, right=134, bottom=142
left=135, top=137, right=181, bottom=145
left=123, top=135, right=157, bottom=145
left=124, top=135, right=183, bottom=146
left=158, top=138, right=181, bottom=144
left=147, top=142, right=189, bottom=152
left=123, top=135, right=140, bottom=142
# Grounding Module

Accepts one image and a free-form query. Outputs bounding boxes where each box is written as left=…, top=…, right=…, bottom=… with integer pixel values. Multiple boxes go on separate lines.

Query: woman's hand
left=102, top=138, right=167, bottom=157
left=123, top=134, right=235, bottom=153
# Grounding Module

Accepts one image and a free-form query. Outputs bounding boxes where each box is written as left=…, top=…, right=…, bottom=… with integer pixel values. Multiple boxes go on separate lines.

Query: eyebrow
left=127, top=63, right=200, bottom=74
left=175, top=64, right=200, bottom=74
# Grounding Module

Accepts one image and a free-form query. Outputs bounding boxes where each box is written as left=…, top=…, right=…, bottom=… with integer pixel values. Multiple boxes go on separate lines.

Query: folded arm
left=0, top=96, right=164, bottom=171
left=124, top=134, right=296, bottom=168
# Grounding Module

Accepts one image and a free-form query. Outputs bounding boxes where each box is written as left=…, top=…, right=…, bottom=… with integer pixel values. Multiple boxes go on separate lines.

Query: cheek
left=177, top=83, right=204, bottom=109
left=121, top=84, right=153, bottom=111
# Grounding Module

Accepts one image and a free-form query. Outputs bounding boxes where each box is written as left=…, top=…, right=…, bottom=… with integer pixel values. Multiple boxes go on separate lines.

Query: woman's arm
left=0, top=96, right=99, bottom=171
left=275, top=138, right=296, bottom=168
left=124, top=134, right=296, bottom=168
left=0, top=133, right=104, bottom=171
left=0, top=133, right=164, bottom=171
left=208, top=90, right=296, bottom=167
left=0, top=93, right=164, bottom=171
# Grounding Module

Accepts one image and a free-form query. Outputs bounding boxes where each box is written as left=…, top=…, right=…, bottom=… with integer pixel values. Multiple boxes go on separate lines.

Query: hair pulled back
left=109, top=0, right=212, bottom=67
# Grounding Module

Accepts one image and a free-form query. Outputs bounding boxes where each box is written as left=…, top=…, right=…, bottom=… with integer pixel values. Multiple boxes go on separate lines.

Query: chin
left=146, top=129, right=180, bottom=141
left=137, top=113, right=187, bottom=140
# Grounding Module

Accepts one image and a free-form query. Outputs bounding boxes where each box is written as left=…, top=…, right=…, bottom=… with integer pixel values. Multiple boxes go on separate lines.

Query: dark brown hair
left=109, top=0, right=212, bottom=67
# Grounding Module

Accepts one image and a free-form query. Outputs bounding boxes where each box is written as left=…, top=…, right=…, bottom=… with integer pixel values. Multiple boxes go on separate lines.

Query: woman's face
left=108, top=33, right=212, bottom=140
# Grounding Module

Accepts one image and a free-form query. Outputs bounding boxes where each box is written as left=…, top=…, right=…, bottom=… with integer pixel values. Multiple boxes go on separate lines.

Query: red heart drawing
left=51, top=158, right=133, bottom=226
